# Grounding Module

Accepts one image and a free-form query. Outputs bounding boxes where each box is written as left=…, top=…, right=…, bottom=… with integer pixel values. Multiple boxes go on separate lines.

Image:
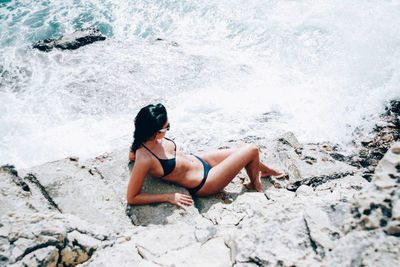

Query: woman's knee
left=243, top=144, right=259, bottom=157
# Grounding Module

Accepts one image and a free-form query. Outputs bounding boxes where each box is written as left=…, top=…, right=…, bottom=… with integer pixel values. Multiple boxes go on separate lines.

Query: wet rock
left=33, top=28, right=106, bottom=52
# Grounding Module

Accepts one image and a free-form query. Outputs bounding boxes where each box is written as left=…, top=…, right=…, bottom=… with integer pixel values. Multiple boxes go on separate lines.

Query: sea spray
left=0, top=0, right=399, bottom=168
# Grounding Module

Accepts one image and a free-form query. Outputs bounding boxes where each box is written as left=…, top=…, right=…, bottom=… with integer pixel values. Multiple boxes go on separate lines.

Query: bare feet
left=260, top=169, right=282, bottom=178
left=243, top=182, right=263, bottom=193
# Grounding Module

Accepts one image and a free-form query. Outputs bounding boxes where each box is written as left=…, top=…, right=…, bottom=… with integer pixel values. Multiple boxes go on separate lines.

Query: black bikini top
left=141, top=137, right=176, bottom=178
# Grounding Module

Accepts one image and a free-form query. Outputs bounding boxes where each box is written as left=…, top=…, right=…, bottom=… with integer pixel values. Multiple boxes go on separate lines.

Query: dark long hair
left=131, top=103, right=168, bottom=153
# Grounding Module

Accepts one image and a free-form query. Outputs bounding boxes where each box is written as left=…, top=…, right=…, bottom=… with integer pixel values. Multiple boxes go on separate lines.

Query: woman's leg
left=198, top=148, right=282, bottom=177
left=196, top=144, right=263, bottom=196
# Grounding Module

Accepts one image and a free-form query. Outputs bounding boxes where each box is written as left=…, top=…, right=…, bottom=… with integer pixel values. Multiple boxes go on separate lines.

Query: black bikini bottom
left=187, top=156, right=212, bottom=196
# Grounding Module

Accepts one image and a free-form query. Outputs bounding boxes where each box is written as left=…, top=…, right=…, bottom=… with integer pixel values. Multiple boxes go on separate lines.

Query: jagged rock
left=287, top=171, right=356, bottom=192
left=19, top=158, right=132, bottom=232
left=0, top=170, right=55, bottom=217
left=278, top=132, right=302, bottom=149
left=10, top=246, right=59, bottom=267
left=278, top=151, right=302, bottom=181
left=0, top=213, right=113, bottom=266
left=323, top=230, right=400, bottom=266
left=347, top=142, right=400, bottom=235
left=82, top=224, right=231, bottom=266
left=202, top=193, right=267, bottom=226
left=1, top=114, right=399, bottom=266
left=230, top=200, right=316, bottom=266
left=33, top=28, right=106, bottom=52
left=374, top=143, right=399, bottom=190
left=0, top=165, right=30, bottom=192
left=304, top=206, right=340, bottom=252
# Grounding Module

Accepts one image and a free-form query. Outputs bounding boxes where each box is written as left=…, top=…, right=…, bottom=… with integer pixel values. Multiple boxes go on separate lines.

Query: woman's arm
left=126, top=154, right=193, bottom=209
left=128, top=150, right=135, bottom=161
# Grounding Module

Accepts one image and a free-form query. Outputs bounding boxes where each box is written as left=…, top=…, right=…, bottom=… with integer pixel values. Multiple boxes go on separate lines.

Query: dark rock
left=388, top=100, right=400, bottom=114
left=33, top=28, right=106, bottom=52
left=295, top=148, right=303, bottom=155
left=352, top=100, right=399, bottom=177
left=381, top=206, right=392, bottom=218
left=362, top=173, right=373, bottom=182
left=286, top=171, right=355, bottom=191
left=363, top=209, right=371, bottom=215
left=329, top=152, right=347, bottom=162
left=24, top=173, right=62, bottom=212
left=361, top=138, right=373, bottom=146
left=0, top=164, right=30, bottom=192
left=395, top=164, right=400, bottom=172
left=248, top=256, right=270, bottom=266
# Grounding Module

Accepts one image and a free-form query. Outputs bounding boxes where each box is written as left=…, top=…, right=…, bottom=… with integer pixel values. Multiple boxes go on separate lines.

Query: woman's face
left=155, top=120, right=169, bottom=139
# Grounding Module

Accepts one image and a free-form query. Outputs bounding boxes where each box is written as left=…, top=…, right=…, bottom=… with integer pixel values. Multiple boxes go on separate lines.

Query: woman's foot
left=243, top=182, right=263, bottom=192
left=260, top=169, right=282, bottom=178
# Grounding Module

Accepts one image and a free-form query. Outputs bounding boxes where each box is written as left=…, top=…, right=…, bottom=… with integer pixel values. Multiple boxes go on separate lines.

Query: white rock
left=12, top=246, right=59, bottom=267
left=304, top=205, right=340, bottom=250
left=154, top=237, right=231, bottom=267
left=323, top=230, right=400, bottom=266
left=296, top=185, right=314, bottom=196
left=20, top=158, right=132, bottom=232
left=374, top=142, right=400, bottom=190
left=392, top=199, right=400, bottom=220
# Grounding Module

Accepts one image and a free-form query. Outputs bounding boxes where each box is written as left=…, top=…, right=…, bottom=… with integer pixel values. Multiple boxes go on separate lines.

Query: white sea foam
left=0, top=0, right=399, bottom=168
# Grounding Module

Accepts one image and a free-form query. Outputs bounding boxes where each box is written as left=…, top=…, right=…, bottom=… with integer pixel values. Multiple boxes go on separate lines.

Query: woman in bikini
left=127, top=103, right=282, bottom=210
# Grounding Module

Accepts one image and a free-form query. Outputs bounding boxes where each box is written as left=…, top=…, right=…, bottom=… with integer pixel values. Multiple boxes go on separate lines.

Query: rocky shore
left=1, top=101, right=399, bottom=266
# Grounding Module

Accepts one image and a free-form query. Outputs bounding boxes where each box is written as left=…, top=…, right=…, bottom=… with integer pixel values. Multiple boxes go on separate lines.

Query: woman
left=127, top=104, right=281, bottom=210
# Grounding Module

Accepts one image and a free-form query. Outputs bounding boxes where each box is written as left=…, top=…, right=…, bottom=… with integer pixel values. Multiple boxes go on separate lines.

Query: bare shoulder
left=134, top=147, right=153, bottom=166
left=129, top=148, right=153, bottom=182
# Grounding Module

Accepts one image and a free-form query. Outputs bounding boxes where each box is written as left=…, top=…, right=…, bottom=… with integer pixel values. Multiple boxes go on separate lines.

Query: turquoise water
left=1, top=0, right=400, bottom=168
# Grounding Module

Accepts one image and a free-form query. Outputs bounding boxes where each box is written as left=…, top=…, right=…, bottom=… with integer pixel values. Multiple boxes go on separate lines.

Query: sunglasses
left=158, top=123, right=170, bottom=133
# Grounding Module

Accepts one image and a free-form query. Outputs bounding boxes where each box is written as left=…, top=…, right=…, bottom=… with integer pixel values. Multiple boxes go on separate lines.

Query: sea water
left=1, top=0, right=399, bottom=168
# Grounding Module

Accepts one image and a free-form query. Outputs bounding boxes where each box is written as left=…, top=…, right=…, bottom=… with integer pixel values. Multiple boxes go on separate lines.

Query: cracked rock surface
left=1, top=101, right=399, bottom=266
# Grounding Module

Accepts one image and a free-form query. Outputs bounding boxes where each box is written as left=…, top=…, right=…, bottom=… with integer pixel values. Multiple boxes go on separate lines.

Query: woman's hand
left=168, top=192, right=193, bottom=210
